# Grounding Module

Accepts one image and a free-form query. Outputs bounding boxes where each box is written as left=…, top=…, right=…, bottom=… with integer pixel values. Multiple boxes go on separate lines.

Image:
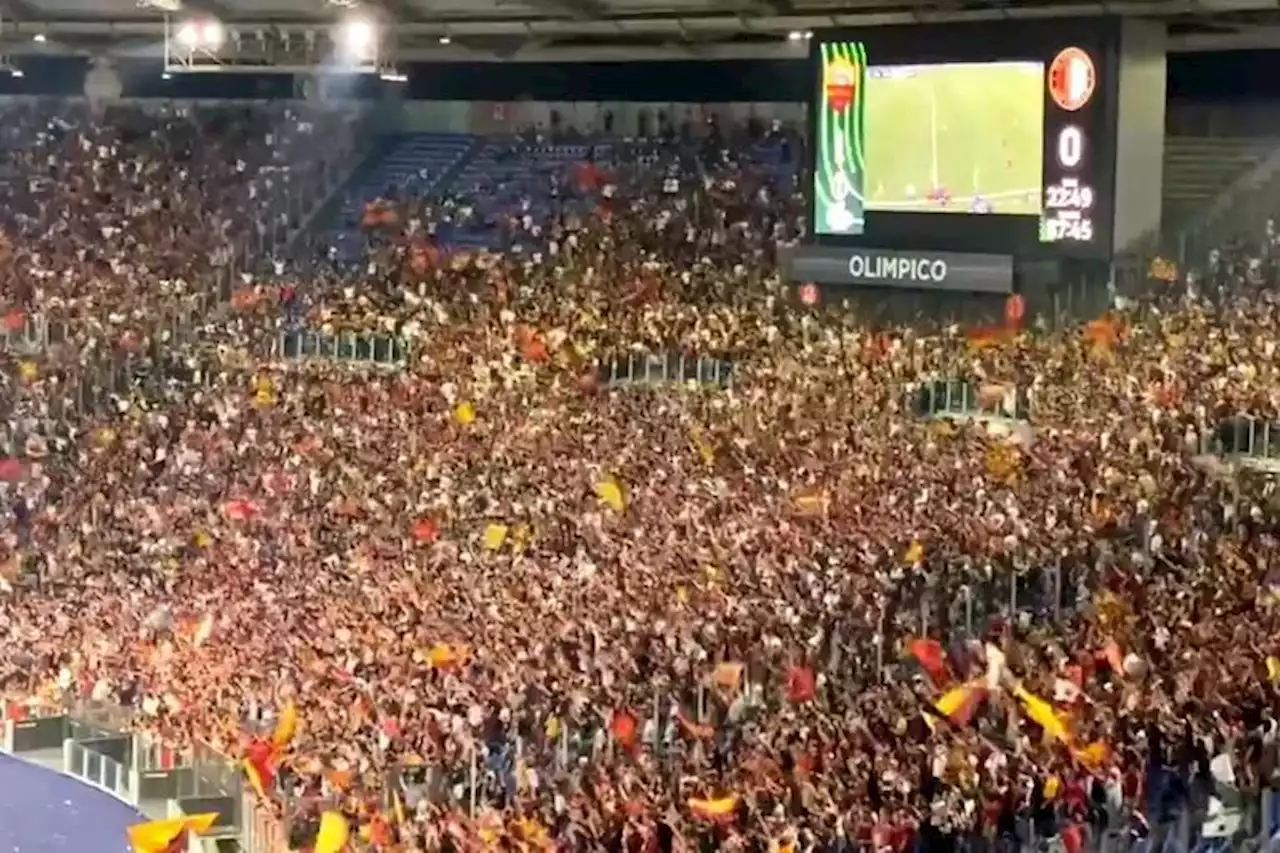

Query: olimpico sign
left=847, top=253, right=948, bottom=283
left=785, top=246, right=1014, bottom=294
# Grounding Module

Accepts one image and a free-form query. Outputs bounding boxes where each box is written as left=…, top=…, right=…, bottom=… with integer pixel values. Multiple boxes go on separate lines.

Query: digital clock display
left=1040, top=48, right=1102, bottom=248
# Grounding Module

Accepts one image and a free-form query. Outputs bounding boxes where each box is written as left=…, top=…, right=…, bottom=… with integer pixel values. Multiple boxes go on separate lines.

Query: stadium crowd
left=1, top=99, right=1279, bottom=853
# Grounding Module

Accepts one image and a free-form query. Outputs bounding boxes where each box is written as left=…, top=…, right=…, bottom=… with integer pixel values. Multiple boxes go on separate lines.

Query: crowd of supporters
left=1, top=100, right=1280, bottom=853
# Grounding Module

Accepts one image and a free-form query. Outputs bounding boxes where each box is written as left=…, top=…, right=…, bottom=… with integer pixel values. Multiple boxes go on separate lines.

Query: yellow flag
left=1013, top=684, right=1071, bottom=744
left=904, top=541, right=924, bottom=565
left=595, top=476, right=625, bottom=513
left=454, top=401, right=476, bottom=425
left=253, top=375, right=275, bottom=408
left=128, top=814, right=218, bottom=853
left=17, top=361, right=36, bottom=382
left=314, top=811, right=349, bottom=853
left=271, top=702, right=297, bottom=749
left=690, top=427, right=716, bottom=467
left=483, top=523, right=509, bottom=551
left=1267, top=656, right=1280, bottom=684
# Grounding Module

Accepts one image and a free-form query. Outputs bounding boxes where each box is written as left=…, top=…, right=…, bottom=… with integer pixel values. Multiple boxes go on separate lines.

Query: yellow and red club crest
left=824, top=55, right=858, bottom=112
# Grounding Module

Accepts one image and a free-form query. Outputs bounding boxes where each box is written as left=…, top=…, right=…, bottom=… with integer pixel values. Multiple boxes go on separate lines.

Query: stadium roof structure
left=4, top=0, right=1280, bottom=61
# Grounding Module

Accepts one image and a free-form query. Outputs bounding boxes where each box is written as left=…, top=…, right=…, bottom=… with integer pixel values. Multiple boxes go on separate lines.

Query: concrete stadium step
left=1160, top=135, right=1278, bottom=231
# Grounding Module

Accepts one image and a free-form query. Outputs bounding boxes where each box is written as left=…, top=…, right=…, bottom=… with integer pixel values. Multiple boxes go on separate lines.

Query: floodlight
left=175, top=21, right=199, bottom=49
left=336, top=14, right=377, bottom=60
left=202, top=20, right=224, bottom=50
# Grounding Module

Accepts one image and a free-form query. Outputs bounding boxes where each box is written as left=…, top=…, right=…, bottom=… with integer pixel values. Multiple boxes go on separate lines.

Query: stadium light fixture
left=31, top=33, right=45, bottom=43
left=439, top=35, right=451, bottom=45
left=202, top=19, right=225, bottom=50
left=336, top=13, right=378, bottom=62
left=175, top=21, right=199, bottom=50
left=174, top=18, right=224, bottom=52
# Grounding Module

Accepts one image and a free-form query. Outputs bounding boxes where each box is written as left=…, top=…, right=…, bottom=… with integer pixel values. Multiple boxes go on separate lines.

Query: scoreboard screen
left=808, top=20, right=1117, bottom=258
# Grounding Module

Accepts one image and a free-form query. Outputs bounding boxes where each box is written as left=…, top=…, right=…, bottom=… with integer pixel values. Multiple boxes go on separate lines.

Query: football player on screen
left=927, top=185, right=951, bottom=207
left=971, top=195, right=992, bottom=214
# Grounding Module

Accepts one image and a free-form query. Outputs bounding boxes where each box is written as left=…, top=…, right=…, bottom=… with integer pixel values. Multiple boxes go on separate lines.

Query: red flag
left=1061, top=823, right=1083, bottom=853
left=411, top=518, right=439, bottom=544
left=610, top=708, right=639, bottom=749
left=223, top=500, right=258, bottom=521
left=0, top=458, right=21, bottom=482
left=2, top=309, right=24, bottom=332
left=908, top=638, right=949, bottom=685
left=516, top=326, right=549, bottom=363
left=786, top=665, right=816, bottom=703
left=242, top=743, right=274, bottom=800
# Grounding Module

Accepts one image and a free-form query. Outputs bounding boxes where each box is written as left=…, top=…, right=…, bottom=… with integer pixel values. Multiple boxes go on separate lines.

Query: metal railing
left=914, top=377, right=1029, bottom=422
left=271, top=329, right=409, bottom=367
left=1210, top=416, right=1280, bottom=460
left=601, top=350, right=734, bottom=388
left=63, top=738, right=136, bottom=803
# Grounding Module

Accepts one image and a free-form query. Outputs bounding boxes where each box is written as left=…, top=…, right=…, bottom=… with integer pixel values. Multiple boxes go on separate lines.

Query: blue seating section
left=324, top=132, right=477, bottom=262
left=436, top=142, right=614, bottom=250
left=319, top=133, right=798, bottom=261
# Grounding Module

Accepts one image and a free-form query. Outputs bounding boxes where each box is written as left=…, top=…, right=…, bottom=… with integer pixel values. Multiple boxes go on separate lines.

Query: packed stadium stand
left=10, top=2, right=1280, bottom=853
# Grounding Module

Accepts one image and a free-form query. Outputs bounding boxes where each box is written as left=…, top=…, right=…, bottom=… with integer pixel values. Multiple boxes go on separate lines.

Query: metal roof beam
left=17, top=0, right=1280, bottom=38
left=376, top=0, right=432, bottom=23
left=183, top=0, right=241, bottom=21
left=524, top=0, right=609, bottom=19
left=0, top=0, right=41, bottom=21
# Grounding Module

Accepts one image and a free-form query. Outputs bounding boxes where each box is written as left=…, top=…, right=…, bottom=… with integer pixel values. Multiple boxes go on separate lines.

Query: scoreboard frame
left=807, top=18, right=1119, bottom=260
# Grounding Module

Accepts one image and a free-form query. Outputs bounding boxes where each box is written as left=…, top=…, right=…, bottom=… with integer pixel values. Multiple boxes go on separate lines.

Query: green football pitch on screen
left=862, top=61, right=1045, bottom=215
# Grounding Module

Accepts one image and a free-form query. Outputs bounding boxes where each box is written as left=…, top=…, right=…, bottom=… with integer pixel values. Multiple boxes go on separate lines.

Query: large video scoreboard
left=808, top=19, right=1119, bottom=260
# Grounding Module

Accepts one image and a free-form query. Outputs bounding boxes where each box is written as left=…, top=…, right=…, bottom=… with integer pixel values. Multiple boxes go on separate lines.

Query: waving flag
left=314, top=811, right=350, bottom=853
left=928, top=681, right=987, bottom=728
left=271, top=702, right=297, bottom=750
left=689, top=796, right=738, bottom=823
left=908, top=638, right=948, bottom=685
left=223, top=500, right=258, bottom=521
left=595, top=476, right=626, bottom=513
left=128, top=813, right=217, bottom=853
left=1071, top=740, right=1111, bottom=771
left=482, top=523, right=509, bottom=551
left=787, top=665, right=816, bottom=703
left=242, top=701, right=297, bottom=801
left=1014, top=684, right=1071, bottom=744
left=610, top=708, right=639, bottom=749
left=242, top=742, right=275, bottom=801
left=411, top=518, right=440, bottom=545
